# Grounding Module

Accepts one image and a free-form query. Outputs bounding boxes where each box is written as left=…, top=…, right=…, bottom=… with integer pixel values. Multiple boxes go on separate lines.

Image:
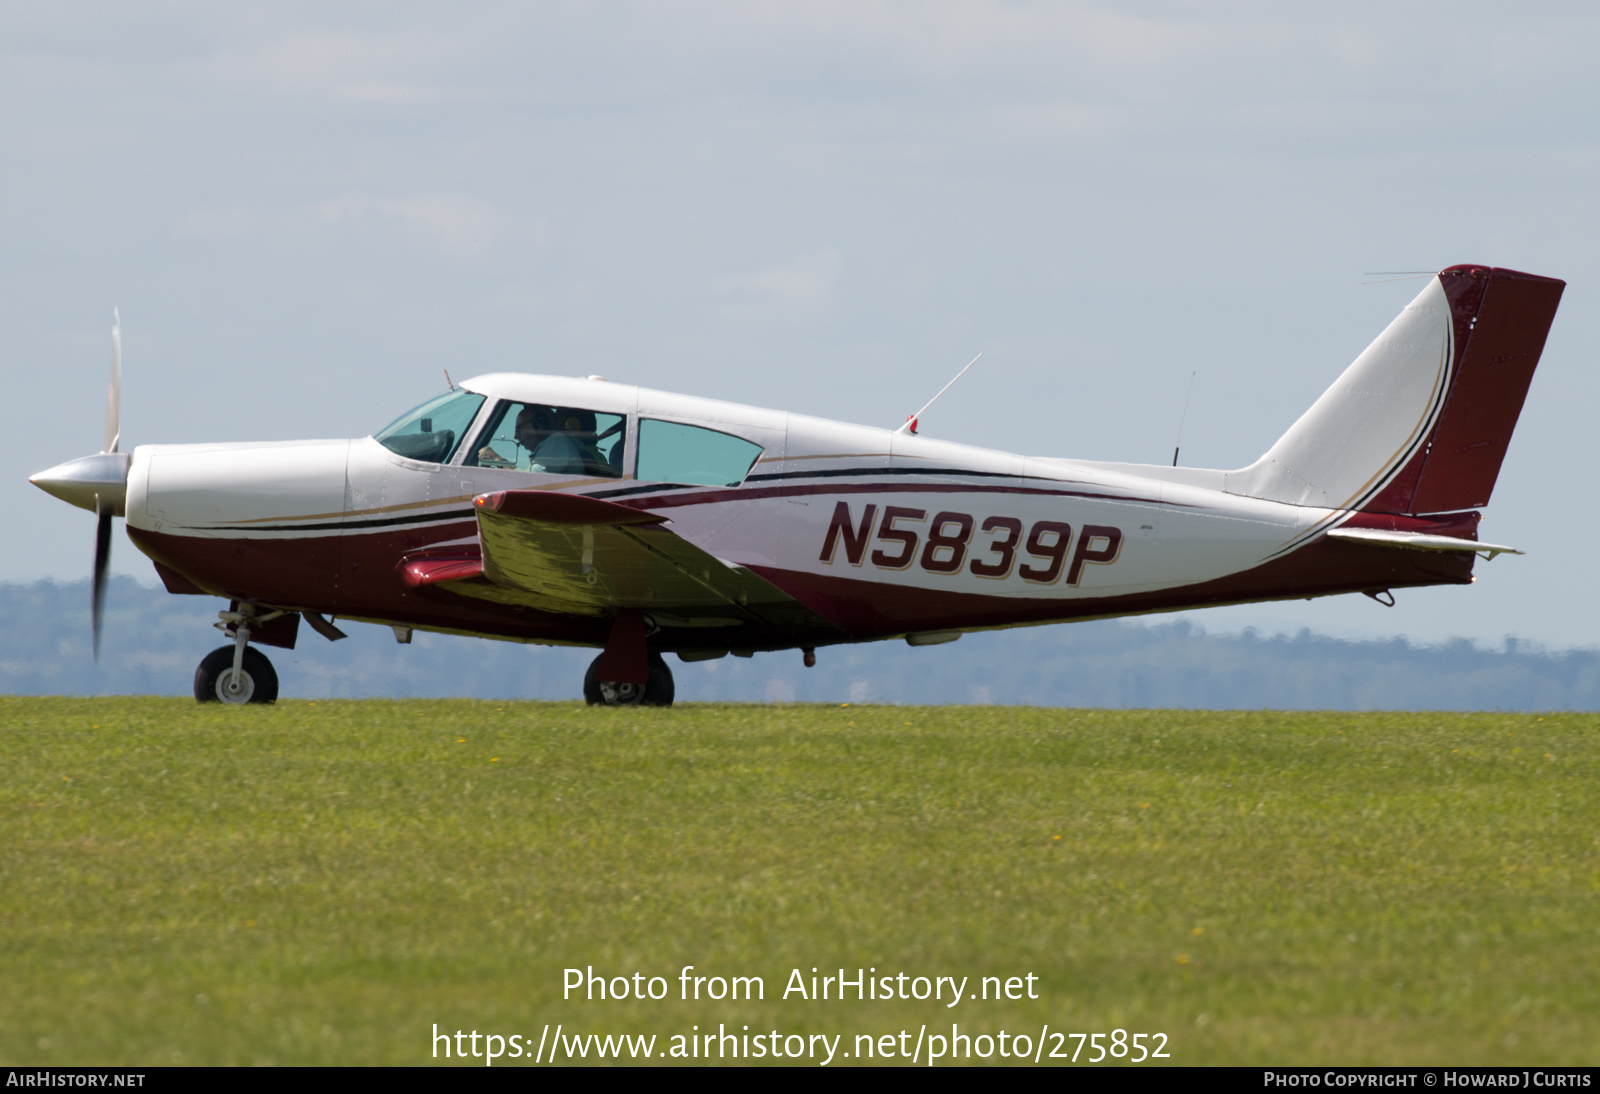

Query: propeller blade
left=93, top=498, right=113, bottom=661
left=92, top=310, right=124, bottom=659
left=104, top=308, right=121, bottom=454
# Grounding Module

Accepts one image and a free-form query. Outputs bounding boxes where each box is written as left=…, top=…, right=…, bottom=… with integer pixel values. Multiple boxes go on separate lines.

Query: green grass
left=1, top=697, right=1596, bottom=1066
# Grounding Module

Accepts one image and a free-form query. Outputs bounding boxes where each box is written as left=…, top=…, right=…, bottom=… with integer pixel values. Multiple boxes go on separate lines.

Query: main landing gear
left=584, top=650, right=675, bottom=707
left=195, top=605, right=280, bottom=704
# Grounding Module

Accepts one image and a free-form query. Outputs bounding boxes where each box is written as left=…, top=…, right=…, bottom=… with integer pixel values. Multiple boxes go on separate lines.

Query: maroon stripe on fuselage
left=747, top=534, right=1475, bottom=637
left=129, top=524, right=350, bottom=610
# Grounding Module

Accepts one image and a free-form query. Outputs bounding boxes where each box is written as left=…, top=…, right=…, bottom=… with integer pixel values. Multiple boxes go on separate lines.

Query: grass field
left=1, top=697, right=1596, bottom=1067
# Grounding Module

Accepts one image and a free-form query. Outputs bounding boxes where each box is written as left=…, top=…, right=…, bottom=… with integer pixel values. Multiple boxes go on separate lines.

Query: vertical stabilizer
left=1224, top=265, right=1564, bottom=515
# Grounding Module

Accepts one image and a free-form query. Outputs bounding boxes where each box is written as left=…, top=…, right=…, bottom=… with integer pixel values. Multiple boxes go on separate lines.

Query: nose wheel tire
left=195, top=645, right=279, bottom=705
left=584, top=651, right=674, bottom=707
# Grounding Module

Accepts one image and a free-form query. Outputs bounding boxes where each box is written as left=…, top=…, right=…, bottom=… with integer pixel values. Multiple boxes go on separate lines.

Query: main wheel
left=194, top=645, right=279, bottom=705
left=583, top=651, right=674, bottom=707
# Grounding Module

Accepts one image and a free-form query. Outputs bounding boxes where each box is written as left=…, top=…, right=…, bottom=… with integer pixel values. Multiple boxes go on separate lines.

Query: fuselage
left=120, top=372, right=1475, bottom=654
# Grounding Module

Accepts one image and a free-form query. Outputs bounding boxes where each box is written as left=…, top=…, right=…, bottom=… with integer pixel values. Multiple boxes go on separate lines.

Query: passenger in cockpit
left=522, top=406, right=588, bottom=474
left=559, top=408, right=611, bottom=472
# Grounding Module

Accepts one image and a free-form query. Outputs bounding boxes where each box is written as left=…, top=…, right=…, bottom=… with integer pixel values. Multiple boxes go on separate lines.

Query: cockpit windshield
left=374, top=389, right=486, bottom=464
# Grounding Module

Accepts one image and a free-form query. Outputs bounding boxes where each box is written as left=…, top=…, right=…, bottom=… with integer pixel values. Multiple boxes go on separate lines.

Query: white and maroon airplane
left=30, top=264, right=1564, bottom=706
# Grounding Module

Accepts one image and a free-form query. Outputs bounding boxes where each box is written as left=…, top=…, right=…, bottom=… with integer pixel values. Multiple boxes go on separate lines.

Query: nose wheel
left=584, top=651, right=674, bottom=707
left=194, top=605, right=281, bottom=704
left=195, top=644, right=279, bottom=704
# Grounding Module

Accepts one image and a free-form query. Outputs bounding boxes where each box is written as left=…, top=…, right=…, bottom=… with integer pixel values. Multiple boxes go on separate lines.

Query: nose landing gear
left=194, top=606, right=281, bottom=704
left=195, top=645, right=279, bottom=704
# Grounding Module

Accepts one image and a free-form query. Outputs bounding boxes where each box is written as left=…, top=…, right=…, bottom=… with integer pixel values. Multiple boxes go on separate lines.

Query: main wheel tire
left=583, top=651, right=675, bottom=707
left=194, top=645, right=279, bottom=705
left=643, top=652, right=675, bottom=707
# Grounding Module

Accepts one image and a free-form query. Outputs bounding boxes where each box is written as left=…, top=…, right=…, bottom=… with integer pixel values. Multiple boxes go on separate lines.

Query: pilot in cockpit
left=505, top=405, right=586, bottom=473
left=477, top=403, right=610, bottom=474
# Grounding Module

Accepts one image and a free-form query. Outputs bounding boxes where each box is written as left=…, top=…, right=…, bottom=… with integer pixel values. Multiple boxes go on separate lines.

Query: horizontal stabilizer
left=1324, top=527, right=1522, bottom=560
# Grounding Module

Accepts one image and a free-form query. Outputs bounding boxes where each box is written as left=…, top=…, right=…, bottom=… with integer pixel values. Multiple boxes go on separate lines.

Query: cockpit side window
left=635, top=419, right=764, bottom=487
left=463, top=401, right=626, bottom=478
left=374, top=389, right=486, bottom=464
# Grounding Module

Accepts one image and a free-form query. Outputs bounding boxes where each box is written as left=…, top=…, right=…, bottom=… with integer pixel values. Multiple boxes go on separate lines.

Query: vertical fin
left=1224, top=265, right=1564, bottom=516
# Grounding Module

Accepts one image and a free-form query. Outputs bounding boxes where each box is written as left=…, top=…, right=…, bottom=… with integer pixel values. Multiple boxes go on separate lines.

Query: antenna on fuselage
left=1172, top=370, right=1196, bottom=466
left=895, top=352, right=982, bottom=435
left=443, top=369, right=456, bottom=391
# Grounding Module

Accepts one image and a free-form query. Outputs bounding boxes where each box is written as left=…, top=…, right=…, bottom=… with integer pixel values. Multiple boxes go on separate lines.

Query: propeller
left=92, top=309, right=121, bottom=660
left=30, top=311, right=130, bottom=660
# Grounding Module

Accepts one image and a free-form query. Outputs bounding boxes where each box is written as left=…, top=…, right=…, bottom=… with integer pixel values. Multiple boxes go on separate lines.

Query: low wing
left=403, top=489, right=831, bottom=630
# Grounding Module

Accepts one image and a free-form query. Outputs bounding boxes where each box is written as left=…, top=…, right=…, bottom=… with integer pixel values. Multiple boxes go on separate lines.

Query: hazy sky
left=6, top=3, right=1599, bottom=647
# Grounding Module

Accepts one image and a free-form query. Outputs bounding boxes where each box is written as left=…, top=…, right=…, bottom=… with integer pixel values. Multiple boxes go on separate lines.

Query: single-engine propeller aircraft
left=31, top=264, right=1564, bottom=706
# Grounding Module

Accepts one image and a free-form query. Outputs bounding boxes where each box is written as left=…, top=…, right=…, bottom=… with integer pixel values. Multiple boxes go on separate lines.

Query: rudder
left=1365, top=265, right=1564, bottom=514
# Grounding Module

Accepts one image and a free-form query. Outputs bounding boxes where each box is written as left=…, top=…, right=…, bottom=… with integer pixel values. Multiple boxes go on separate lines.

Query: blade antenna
left=896, top=352, right=982, bottom=435
left=1172, top=370, right=1196, bottom=466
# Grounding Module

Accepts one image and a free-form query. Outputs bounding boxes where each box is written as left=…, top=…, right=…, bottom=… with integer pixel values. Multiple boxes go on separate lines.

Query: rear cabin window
left=635, top=419, right=763, bottom=487
left=463, top=401, right=626, bottom=478
left=374, top=389, right=486, bottom=464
